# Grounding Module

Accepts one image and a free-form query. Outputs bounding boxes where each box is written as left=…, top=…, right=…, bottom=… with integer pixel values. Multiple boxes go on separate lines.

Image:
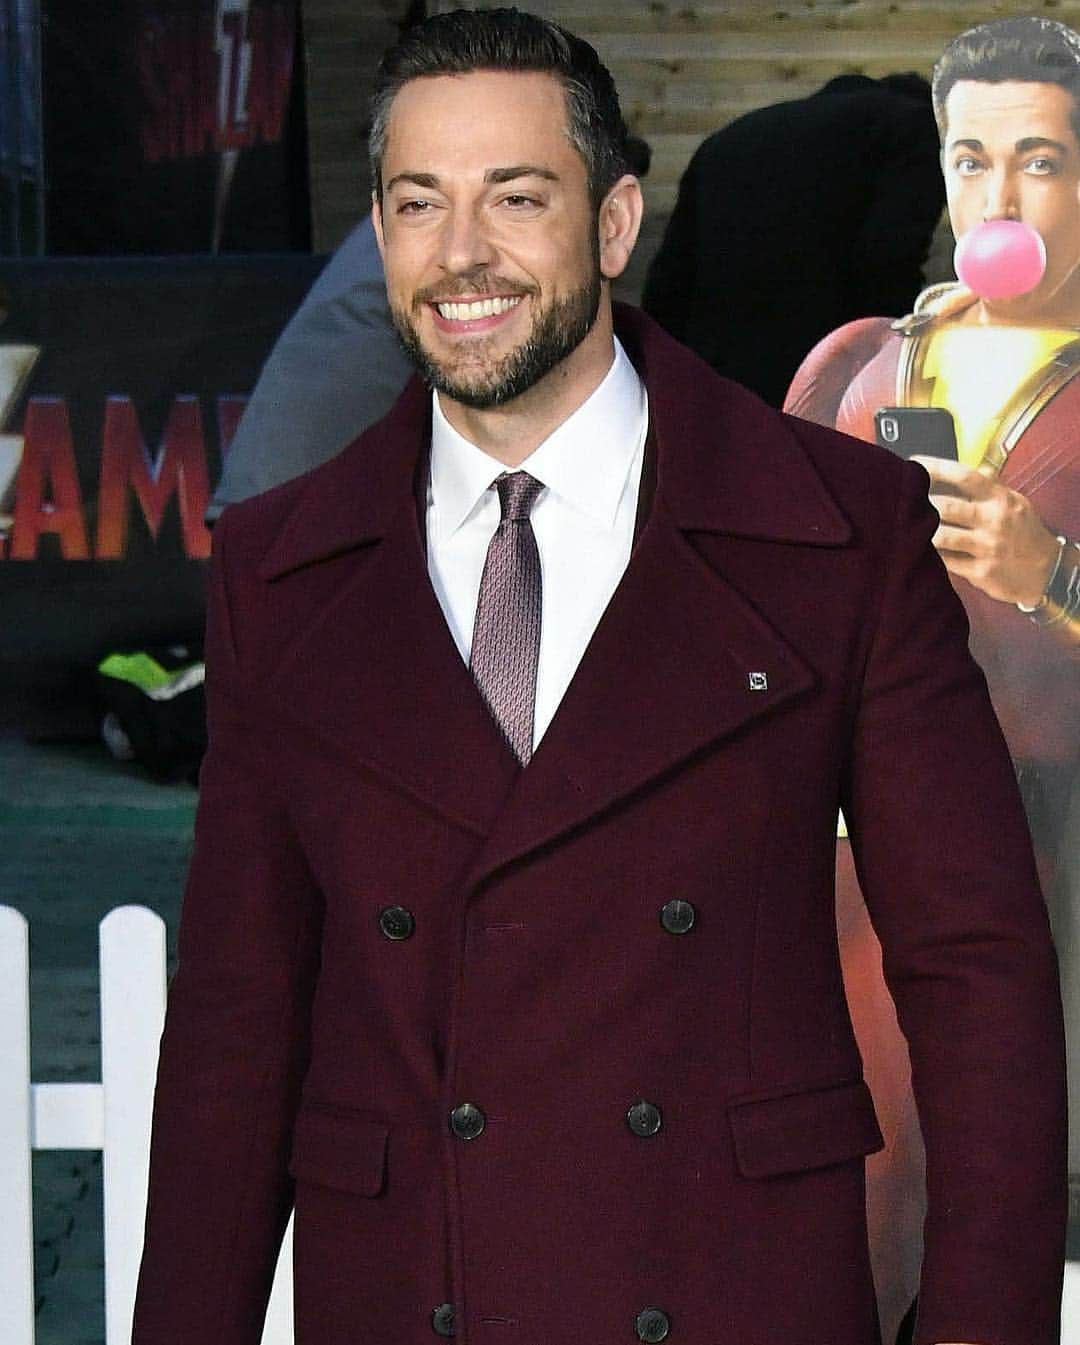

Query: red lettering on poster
left=97, top=396, right=212, bottom=560
left=137, top=15, right=217, bottom=163
left=9, top=399, right=90, bottom=560
left=218, top=10, right=250, bottom=150
left=137, top=3, right=295, bottom=163
left=245, top=5, right=293, bottom=145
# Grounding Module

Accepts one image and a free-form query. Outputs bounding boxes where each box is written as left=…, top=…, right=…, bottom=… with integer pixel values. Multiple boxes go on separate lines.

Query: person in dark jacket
left=643, top=73, right=944, bottom=407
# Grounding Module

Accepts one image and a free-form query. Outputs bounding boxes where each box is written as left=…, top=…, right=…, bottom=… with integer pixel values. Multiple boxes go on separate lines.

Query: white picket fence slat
left=2, top=902, right=1080, bottom=1342
left=1, top=904, right=36, bottom=1343
left=0, top=904, right=293, bottom=1345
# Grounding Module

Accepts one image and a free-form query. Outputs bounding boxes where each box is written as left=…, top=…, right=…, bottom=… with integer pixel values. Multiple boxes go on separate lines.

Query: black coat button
left=626, top=1100, right=662, bottom=1137
left=449, top=1102, right=486, bottom=1140
left=379, top=905, right=415, bottom=940
left=660, top=899, right=696, bottom=935
left=431, top=1303, right=455, bottom=1336
left=636, top=1307, right=671, bottom=1342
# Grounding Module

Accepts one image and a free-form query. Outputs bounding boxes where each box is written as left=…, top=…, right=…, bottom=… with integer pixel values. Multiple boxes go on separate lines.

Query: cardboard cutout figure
left=787, top=18, right=1080, bottom=1342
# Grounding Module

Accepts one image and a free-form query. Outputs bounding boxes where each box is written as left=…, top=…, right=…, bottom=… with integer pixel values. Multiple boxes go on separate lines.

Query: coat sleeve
left=132, top=508, right=325, bottom=1344
left=840, top=458, right=1067, bottom=1345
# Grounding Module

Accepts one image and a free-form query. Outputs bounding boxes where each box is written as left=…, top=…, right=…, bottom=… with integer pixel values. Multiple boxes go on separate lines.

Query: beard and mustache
left=388, top=236, right=603, bottom=410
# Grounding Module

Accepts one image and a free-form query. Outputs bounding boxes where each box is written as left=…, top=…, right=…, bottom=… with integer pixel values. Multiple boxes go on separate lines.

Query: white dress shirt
left=426, top=337, right=648, bottom=753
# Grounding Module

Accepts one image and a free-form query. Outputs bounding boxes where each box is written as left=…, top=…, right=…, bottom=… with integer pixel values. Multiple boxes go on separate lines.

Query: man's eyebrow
left=948, top=136, right=1071, bottom=155
left=485, top=165, right=560, bottom=184
left=1015, top=135, right=1070, bottom=154
left=384, top=171, right=441, bottom=194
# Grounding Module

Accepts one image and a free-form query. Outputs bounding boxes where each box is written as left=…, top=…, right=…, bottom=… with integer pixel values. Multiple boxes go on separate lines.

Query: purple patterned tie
left=469, top=471, right=545, bottom=764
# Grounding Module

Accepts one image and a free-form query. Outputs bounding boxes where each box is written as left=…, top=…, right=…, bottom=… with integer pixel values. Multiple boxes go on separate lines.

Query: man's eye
left=1025, top=157, right=1059, bottom=175
left=954, top=156, right=983, bottom=176
left=399, top=199, right=432, bottom=215
left=501, top=194, right=540, bottom=209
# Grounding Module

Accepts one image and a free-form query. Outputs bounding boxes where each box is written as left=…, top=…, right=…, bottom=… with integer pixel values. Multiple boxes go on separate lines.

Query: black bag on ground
left=96, top=644, right=207, bottom=783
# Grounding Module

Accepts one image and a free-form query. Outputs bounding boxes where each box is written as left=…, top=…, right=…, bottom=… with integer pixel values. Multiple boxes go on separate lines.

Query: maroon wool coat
left=132, top=307, right=1065, bottom=1345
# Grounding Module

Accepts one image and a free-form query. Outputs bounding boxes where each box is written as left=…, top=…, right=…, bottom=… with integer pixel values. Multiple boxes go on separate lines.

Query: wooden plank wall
left=302, top=0, right=408, bottom=255
left=305, top=0, right=1080, bottom=297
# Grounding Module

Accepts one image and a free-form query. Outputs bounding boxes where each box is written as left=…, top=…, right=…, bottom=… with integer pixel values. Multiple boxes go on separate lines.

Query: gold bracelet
left=1017, top=535, right=1066, bottom=617
left=1038, top=539, right=1080, bottom=627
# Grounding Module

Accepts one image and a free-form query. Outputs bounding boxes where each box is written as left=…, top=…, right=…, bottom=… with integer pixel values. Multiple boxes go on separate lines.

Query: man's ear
left=598, top=174, right=644, bottom=281
left=372, top=193, right=387, bottom=259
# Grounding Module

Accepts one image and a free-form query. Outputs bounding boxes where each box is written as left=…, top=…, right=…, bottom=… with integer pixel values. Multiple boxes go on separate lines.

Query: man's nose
left=440, top=207, right=496, bottom=275
left=983, top=170, right=1020, bottom=222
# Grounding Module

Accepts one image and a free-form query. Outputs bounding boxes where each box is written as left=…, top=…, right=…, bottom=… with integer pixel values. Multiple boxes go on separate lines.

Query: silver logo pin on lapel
left=748, top=671, right=768, bottom=692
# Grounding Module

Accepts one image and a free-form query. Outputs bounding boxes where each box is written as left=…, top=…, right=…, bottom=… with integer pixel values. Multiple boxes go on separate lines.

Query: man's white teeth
left=436, top=296, right=522, bottom=321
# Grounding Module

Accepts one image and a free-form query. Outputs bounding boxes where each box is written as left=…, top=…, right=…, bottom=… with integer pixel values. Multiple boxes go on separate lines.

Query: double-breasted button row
left=659, top=899, right=696, bottom=935
left=378, top=905, right=415, bottom=940
left=432, top=1300, right=665, bottom=1338
left=452, top=1099, right=660, bottom=1140
left=388, top=901, right=693, bottom=940
left=431, top=1302, right=456, bottom=1336
left=449, top=1102, right=486, bottom=1140
left=432, top=1301, right=667, bottom=1339
left=636, top=1307, right=671, bottom=1341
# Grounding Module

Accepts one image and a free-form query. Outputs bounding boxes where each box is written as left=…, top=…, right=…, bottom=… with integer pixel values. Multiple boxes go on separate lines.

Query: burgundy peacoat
left=132, top=306, right=1066, bottom=1345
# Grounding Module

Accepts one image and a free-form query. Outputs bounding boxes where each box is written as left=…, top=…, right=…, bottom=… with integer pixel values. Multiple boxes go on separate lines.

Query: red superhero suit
left=788, top=285, right=1079, bottom=852
left=786, top=285, right=1079, bottom=1341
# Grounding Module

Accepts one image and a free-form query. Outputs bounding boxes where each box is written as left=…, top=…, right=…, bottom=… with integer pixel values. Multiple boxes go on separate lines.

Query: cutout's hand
left=912, top=455, right=1061, bottom=607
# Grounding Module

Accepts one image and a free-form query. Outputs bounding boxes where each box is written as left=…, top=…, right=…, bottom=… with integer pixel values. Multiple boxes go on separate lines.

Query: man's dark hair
left=932, top=16, right=1080, bottom=141
left=369, top=7, right=631, bottom=207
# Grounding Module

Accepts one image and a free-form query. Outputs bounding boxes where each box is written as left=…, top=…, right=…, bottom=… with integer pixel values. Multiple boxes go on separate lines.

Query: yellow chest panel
left=920, top=326, right=1079, bottom=469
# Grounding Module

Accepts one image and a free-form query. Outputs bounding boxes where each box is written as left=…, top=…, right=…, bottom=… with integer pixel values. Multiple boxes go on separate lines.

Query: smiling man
left=371, top=55, right=640, bottom=458
left=375, top=72, right=610, bottom=417
left=132, top=11, right=1064, bottom=1345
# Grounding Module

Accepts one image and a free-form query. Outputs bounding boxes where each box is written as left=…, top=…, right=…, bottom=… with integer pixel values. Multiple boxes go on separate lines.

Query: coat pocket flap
left=289, top=1105, right=389, bottom=1196
left=728, top=1078, right=884, bottom=1179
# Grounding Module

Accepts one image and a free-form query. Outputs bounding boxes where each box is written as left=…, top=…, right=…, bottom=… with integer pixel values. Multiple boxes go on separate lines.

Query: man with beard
left=132, top=11, right=1064, bottom=1345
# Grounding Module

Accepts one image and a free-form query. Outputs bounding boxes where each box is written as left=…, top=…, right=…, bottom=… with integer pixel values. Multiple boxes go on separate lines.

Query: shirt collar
left=428, top=337, right=647, bottom=542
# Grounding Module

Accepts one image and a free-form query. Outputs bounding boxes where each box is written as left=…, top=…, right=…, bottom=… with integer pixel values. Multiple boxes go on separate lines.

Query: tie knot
left=495, top=471, right=544, bottom=522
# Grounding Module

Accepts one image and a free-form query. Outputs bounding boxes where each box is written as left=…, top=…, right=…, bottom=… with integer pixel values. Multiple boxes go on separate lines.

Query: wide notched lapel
left=465, top=497, right=816, bottom=883
left=255, top=379, right=520, bottom=839
left=464, top=305, right=853, bottom=884
left=250, top=307, right=852, bottom=861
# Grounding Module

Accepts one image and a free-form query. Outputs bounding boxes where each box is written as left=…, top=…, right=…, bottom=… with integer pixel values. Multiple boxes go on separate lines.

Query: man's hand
left=911, top=455, right=1061, bottom=607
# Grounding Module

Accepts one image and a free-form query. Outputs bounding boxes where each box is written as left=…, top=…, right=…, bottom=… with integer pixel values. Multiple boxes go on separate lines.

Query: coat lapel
left=256, top=379, right=520, bottom=838
left=465, top=306, right=853, bottom=883
left=252, top=308, right=853, bottom=864
left=467, top=498, right=818, bottom=883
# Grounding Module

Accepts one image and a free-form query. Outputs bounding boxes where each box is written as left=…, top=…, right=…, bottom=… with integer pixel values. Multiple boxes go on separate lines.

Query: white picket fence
left=0, top=904, right=293, bottom=1345
left=2, top=901, right=1080, bottom=1344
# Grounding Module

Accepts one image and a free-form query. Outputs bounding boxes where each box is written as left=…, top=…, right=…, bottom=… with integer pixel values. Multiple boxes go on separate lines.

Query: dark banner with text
left=0, top=254, right=321, bottom=718
left=43, top=0, right=307, bottom=255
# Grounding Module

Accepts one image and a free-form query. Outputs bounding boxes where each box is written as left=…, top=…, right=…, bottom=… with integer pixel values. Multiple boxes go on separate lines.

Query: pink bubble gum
left=954, top=220, right=1046, bottom=300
